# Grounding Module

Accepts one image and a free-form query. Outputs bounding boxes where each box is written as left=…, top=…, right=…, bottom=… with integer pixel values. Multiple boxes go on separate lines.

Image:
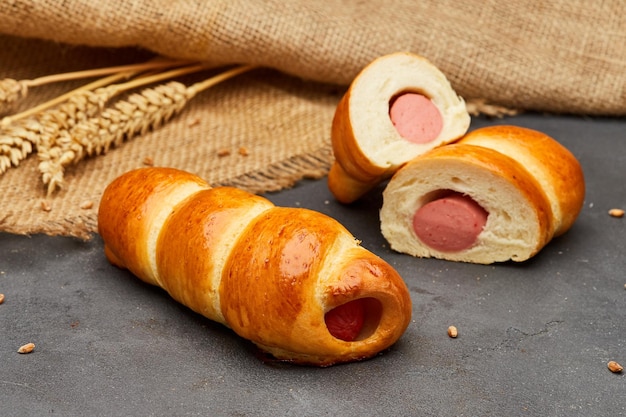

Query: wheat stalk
left=0, top=57, right=194, bottom=112
left=1, top=62, right=210, bottom=176
left=39, top=65, right=256, bottom=195
left=1, top=71, right=132, bottom=128
left=0, top=68, right=151, bottom=175
left=35, top=63, right=212, bottom=192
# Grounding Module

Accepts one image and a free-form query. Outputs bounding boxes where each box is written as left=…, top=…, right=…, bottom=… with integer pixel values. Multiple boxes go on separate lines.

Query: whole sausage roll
left=98, top=167, right=412, bottom=366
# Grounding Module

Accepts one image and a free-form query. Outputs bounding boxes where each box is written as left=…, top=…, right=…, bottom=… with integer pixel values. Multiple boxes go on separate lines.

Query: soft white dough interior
left=349, top=54, right=469, bottom=168
left=381, top=160, right=542, bottom=263
left=146, top=182, right=209, bottom=288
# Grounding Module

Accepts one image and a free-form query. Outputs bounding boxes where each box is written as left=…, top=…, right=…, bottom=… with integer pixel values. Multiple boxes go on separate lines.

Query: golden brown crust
left=221, top=207, right=340, bottom=359
left=328, top=91, right=392, bottom=204
left=156, top=187, right=274, bottom=322
left=422, top=144, right=555, bottom=251
left=97, top=167, right=209, bottom=285
left=381, top=144, right=554, bottom=263
left=98, top=167, right=412, bottom=366
left=458, top=125, right=585, bottom=236
left=220, top=207, right=412, bottom=365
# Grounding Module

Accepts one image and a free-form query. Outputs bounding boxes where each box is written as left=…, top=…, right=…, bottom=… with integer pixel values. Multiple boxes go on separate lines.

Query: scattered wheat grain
left=18, top=342, right=35, bottom=354
left=608, top=361, right=623, bottom=373
left=80, top=200, right=94, bottom=210
left=447, top=325, right=458, bottom=338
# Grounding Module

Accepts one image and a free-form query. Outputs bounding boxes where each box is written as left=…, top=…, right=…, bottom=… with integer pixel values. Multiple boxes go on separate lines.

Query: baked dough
left=380, top=125, right=585, bottom=264
left=328, top=52, right=470, bottom=203
left=98, top=167, right=412, bottom=366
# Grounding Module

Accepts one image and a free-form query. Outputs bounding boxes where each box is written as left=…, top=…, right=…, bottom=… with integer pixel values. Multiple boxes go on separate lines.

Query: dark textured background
left=1, top=114, right=624, bottom=416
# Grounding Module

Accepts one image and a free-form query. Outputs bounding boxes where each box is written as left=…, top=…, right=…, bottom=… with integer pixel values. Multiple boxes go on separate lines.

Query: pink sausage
left=412, top=192, right=488, bottom=252
left=324, top=299, right=366, bottom=341
left=389, top=93, right=443, bottom=144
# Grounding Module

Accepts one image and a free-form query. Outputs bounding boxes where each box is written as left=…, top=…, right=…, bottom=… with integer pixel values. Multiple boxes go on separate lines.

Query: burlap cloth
left=1, top=0, right=624, bottom=239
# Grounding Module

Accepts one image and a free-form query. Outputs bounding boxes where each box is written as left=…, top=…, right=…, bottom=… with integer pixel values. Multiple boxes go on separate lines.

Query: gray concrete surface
left=1, top=114, right=624, bottom=416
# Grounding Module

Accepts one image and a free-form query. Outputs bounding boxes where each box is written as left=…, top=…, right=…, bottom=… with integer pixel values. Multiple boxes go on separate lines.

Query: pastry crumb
left=79, top=200, right=94, bottom=210
left=40, top=200, right=51, bottom=212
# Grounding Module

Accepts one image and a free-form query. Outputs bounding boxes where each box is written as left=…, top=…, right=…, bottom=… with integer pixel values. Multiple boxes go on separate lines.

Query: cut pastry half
left=328, top=52, right=470, bottom=203
left=380, top=125, right=585, bottom=264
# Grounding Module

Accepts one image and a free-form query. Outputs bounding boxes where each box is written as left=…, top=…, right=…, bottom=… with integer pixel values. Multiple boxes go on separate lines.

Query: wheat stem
left=22, top=58, right=194, bottom=88
left=21, top=61, right=211, bottom=125
left=109, top=63, right=212, bottom=94
left=0, top=91, right=107, bottom=175
left=40, top=81, right=188, bottom=194
left=2, top=72, right=133, bottom=127
left=0, top=73, right=138, bottom=174
left=186, top=65, right=258, bottom=98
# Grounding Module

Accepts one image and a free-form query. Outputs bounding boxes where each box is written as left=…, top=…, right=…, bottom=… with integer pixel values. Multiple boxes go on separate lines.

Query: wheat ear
left=0, top=57, right=194, bottom=113
left=1, top=62, right=210, bottom=176
left=0, top=70, right=141, bottom=175
left=40, top=65, right=256, bottom=195
left=35, top=63, right=212, bottom=190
